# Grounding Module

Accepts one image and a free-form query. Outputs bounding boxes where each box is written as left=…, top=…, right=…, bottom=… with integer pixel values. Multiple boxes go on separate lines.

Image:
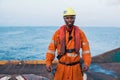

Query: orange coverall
left=46, top=26, right=91, bottom=80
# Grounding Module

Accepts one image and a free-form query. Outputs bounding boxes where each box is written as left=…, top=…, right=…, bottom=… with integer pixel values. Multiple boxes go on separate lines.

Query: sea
left=0, top=26, right=120, bottom=60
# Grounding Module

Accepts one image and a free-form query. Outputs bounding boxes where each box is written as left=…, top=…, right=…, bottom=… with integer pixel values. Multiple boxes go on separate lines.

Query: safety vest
left=59, top=25, right=81, bottom=54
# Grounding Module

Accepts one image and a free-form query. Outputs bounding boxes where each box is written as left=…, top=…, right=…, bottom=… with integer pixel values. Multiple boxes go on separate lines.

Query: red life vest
left=59, top=25, right=80, bottom=54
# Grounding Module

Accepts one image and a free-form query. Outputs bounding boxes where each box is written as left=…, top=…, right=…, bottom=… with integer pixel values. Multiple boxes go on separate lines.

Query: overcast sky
left=0, top=0, right=120, bottom=27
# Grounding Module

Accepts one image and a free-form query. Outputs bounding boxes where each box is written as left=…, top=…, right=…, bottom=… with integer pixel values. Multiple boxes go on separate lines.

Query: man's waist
left=59, top=61, right=80, bottom=66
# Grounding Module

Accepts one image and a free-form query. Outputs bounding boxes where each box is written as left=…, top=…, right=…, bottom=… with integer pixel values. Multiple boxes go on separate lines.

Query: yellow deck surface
left=0, top=60, right=58, bottom=65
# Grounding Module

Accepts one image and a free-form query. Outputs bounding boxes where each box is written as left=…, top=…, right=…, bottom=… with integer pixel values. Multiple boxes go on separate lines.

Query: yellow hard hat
left=63, top=8, right=76, bottom=16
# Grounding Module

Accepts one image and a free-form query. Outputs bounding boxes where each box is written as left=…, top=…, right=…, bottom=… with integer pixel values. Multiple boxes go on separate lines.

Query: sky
left=0, top=0, right=120, bottom=27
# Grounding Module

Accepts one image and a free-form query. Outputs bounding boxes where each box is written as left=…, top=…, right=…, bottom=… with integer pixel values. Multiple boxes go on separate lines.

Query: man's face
left=64, top=15, right=75, bottom=28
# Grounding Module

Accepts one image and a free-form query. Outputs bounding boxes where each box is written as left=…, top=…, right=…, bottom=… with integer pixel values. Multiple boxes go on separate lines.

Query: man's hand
left=46, top=65, right=52, bottom=72
left=82, top=65, right=89, bottom=72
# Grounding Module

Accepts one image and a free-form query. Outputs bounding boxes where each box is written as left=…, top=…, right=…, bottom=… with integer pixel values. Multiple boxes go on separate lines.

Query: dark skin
left=46, top=65, right=52, bottom=72
left=63, top=15, right=75, bottom=28
left=46, top=15, right=89, bottom=72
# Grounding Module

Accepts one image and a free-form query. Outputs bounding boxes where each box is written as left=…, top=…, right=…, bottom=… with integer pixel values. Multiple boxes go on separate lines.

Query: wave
left=4, top=31, right=25, bottom=35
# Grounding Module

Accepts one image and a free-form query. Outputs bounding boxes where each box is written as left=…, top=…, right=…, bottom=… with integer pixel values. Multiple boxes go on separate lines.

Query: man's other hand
left=46, top=65, right=52, bottom=72
left=82, top=65, right=89, bottom=72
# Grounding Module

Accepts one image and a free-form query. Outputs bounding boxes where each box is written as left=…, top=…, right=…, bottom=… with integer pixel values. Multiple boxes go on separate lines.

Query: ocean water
left=90, top=64, right=118, bottom=78
left=0, top=26, right=120, bottom=60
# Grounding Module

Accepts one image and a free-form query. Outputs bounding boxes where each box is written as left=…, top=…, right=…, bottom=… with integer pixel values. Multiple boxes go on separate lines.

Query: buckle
left=66, top=49, right=75, bottom=53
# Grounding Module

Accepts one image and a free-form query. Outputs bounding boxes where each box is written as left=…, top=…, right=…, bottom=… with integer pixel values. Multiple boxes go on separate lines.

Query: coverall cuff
left=84, top=63, right=90, bottom=67
left=46, top=62, right=52, bottom=67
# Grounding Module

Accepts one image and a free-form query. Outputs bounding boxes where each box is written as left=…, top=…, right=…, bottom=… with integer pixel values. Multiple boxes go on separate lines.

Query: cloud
left=101, top=0, right=120, bottom=6
left=109, top=0, right=120, bottom=5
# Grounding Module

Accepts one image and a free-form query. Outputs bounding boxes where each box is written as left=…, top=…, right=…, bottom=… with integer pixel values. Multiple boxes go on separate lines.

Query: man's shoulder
left=53, top=25, right=66, bottom=36
left=55, top=25, right=65, bottom=32
left=74, top=25, right=84, bottom=32
left=53, top=28, right=60, bottom=35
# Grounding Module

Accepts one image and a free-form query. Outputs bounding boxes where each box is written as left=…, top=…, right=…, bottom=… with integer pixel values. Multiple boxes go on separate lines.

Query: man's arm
left=46, top=31, right=57, bottom=72
left=80, top=30, right=92, bottom=71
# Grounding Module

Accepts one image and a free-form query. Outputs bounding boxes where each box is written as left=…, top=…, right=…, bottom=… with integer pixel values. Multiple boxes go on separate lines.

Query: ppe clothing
left=46, top=25, right=91, bottom=80
left=60, top=25, right=80, bottom=54
left=63, top=8, right=76, bottom=16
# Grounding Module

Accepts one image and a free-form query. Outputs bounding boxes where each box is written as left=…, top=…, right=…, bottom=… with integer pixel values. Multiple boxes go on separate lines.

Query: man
left=46, top=8, right=91, bottom=80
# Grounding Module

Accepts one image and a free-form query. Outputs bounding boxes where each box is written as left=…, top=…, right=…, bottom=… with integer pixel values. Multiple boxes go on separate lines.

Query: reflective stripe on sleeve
left=50, top=40, right=57, bottom=45
left=82, top=42, right=88, bottom=46
left=47, top=50, right=55, bottom=54
left=50, top=40, right=54, bottom=44
left=82, top=50, right=90, bottom=54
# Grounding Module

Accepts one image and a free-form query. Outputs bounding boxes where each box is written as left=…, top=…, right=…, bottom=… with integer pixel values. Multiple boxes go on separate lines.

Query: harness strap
left=59, top=61, right=80, bottom=66
left=66, top=49, right=75, bottom=53
left=57, top=49, right=76, bottom=60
